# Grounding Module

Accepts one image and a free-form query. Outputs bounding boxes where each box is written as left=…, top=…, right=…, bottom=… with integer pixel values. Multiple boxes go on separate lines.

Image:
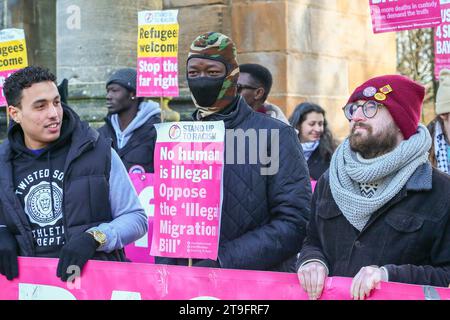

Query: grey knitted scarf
left=329, top=124, right=431, bottom=231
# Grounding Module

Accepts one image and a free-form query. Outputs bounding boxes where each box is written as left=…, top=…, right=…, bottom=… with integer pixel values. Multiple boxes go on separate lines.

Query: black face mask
left=187, top=77, right=225, bottom=108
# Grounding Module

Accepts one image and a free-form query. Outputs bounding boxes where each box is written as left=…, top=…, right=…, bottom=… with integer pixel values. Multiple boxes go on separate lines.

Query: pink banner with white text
left=125, top=173, right=155, bottom=264
left=435, top=0, right=450, bottom=79
left=310, top=179, right=317, bottom=193
left=370, top=0, right=442, bottom=34
left=151, top=122, right=225, bottom=260
left=0, top=257, right=449, bottom=300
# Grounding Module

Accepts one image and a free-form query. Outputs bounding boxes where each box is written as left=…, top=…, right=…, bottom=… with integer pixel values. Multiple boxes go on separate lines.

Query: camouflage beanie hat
left=188, top=32, right=239, bottom=114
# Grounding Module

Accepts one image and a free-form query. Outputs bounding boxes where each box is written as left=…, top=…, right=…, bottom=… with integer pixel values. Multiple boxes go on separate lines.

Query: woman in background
left=290, top=102, right=337, bottom=181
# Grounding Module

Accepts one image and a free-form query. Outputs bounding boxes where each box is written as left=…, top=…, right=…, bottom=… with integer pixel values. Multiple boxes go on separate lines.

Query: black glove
left=193, top=259, right=220, bottom=268
left=57, top=232, right=98, bottom=282
left=0, top=228, right=19, bottom=280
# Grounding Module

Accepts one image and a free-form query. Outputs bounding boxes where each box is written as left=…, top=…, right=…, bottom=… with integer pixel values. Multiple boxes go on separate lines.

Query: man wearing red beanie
left=296, top=74, right=450, bottom=300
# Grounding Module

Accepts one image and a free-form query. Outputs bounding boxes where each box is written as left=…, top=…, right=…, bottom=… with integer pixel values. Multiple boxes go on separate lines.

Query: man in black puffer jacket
left=0, top=66, right=147, bottom=282
left=155, top=32, right=311, bottom=272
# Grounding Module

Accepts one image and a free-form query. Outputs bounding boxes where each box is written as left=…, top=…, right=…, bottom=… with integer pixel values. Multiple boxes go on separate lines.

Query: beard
left=349, top=122, right=399, bottom=159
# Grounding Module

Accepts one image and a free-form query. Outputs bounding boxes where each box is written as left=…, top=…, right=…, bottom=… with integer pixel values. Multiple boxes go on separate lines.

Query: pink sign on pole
left=1, top=257, right=449, bottom=300
left=370, top=0, right=442, bottom=34
left=125, top=173, right=155, bottom=264
left=137, top=10, right=179, bottom=97
left=151, top=122, right=225, bottom=260
left=435, top=0, right=450, bottom=80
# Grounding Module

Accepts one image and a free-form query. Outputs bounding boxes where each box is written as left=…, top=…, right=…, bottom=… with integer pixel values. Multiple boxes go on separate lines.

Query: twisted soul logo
left=24, top=181, right=63, bottom=227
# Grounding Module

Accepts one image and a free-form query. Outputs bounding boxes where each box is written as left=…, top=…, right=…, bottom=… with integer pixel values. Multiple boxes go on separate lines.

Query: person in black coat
left=289, top=103, right=337, bottom=181
left=296, top=74, right=450, bottom=300
left=155, top=32, right=311, bottom=272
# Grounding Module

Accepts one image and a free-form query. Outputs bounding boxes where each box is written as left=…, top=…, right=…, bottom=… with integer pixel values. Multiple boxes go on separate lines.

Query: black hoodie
left=8, top=106, right=76, bottom=257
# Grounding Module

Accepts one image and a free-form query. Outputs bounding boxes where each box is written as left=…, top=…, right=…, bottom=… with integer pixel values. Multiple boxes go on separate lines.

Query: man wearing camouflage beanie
left=155, top=32, right=312, bottom=272
left=297, top=74, right=450, bottom=300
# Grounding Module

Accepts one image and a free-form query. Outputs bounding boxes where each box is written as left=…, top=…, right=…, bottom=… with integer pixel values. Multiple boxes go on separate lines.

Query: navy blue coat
left=157, top=98, right=312, bottom=271
left=297, top=164, right=450, bottom=287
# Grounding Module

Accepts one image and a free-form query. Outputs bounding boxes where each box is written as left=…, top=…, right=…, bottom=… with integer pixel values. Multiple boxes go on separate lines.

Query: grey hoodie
left=111, top=101, right=161, bottom=149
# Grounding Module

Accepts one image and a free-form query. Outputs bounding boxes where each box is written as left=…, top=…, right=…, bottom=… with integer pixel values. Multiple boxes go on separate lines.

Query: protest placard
left=0, top=29, right=28, bottom=106
left=1, top=257, right=449, bottom=300
left=435, top=0, right=450, bottom=79
left=125, top=173, right=155, bottom=264
left=150, top=122, right=225, bottom=260
left=137, top=10, right=179, bottom=97
left=370, top=0, right=442, bottom=33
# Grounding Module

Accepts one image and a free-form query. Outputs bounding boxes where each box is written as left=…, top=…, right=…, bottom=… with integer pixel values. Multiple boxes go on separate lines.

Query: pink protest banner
left=0, top=257, right=449, bottom=300
left=435, top=0, right=450, bottom=79
left=370, top=0, right=442, bottom=34
left=151, top=122, right=225, bottom=260
left=0, top=29, right=28, bottom=106
left=125, top=173, right=155, bottom=264
left=137, top=10, right=179, bottom=97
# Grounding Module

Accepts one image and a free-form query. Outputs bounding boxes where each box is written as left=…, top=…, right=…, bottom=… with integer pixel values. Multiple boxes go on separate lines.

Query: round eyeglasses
left=342, top=100, right=384, bottom=120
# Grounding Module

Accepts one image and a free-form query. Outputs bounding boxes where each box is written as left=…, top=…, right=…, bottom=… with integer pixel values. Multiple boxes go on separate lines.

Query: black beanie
left=106, top=68, right=137, bottom=93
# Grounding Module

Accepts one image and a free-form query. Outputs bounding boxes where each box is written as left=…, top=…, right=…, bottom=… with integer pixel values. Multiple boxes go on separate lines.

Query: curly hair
left=289, top=102, right=338, bottom=161
left=3, top=66, right=56, bottom=108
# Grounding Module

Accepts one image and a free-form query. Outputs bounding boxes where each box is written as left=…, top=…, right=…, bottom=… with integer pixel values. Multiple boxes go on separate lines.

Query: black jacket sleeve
left=295, top=174, right=329, bottom=272
left=383, top=210, right=450, bottom=287
left=218, top=126, right=312, bottom=270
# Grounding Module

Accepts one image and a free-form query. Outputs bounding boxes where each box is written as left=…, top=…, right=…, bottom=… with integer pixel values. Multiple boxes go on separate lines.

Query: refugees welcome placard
left=137, top=10, right=179, bottom=97
left=0, top=29, right=28, bottom=106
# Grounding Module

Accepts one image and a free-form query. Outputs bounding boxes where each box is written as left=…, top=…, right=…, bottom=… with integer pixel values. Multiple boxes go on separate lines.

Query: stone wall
left=163, top=0, right=396, bottom=138
left=57, top=0, right=162, bottom=126
left=0, top=0, right=57, bottom=140
left=231, top=0, right=397, bottom=139
left=0, top=0, right=397, bottom=140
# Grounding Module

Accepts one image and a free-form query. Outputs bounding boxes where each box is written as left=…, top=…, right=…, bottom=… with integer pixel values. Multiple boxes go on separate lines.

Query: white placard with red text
left=137, top=10, right=179, bottom=97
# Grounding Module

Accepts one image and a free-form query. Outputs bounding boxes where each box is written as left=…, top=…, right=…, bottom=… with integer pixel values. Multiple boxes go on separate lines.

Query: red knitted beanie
left=346, top=75, right=425, bottom=139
